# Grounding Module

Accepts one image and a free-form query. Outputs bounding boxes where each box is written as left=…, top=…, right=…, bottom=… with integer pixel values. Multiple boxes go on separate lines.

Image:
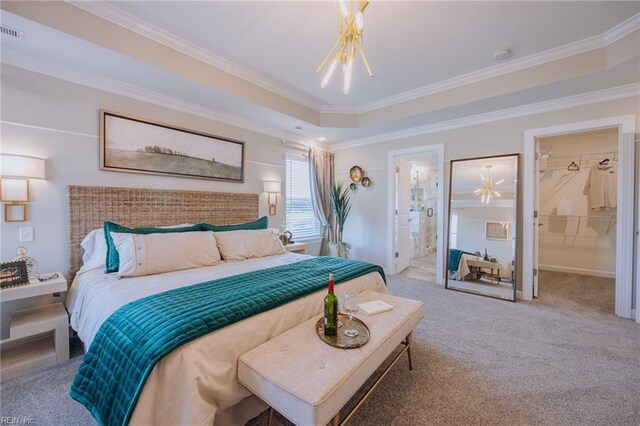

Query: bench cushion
left=238, top=291, right=424, bottom=426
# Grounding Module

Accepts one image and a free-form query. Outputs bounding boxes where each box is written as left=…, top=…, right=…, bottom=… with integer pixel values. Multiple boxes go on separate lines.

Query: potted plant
left=328, top=182, right=352, bottom=258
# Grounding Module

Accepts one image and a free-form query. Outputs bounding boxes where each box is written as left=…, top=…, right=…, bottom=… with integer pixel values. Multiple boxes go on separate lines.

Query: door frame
left=387, top=144, right=445, bottom=284
left=522, top=115, right=636, bottom=320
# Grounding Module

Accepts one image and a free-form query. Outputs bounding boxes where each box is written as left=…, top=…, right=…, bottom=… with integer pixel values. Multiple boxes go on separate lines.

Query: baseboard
left=538, top=264, right=615, bottom=279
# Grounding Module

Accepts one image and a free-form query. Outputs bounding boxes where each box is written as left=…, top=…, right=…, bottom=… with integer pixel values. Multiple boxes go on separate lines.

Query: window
left=285, top=154, right=322, bottom=239
left=449, top=213, right=458, bottom=249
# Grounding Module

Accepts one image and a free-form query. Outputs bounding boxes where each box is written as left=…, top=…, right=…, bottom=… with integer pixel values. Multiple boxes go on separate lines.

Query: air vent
left=1, top=25, right=24, bottom=40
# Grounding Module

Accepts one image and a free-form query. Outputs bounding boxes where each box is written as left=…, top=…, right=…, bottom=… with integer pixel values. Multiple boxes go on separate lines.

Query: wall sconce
left=0, top=154, right=46, bottom=222
left=262, top=180, right=281, bottom=215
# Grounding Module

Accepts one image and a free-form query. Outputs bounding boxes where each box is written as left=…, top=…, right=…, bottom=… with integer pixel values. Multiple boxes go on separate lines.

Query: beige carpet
left=537, top=270, right=615, bottom=315
left=2, top=273, right=638, bottom=425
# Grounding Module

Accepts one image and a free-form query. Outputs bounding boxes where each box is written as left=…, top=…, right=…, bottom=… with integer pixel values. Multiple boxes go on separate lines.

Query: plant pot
left=328, top=242, right=351, bottom=258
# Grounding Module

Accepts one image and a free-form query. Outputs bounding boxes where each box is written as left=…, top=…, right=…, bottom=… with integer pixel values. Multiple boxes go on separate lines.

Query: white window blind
left=286, top=154, right=322, bottom=239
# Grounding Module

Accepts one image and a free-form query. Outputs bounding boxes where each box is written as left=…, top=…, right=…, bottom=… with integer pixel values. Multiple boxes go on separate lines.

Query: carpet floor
left=2, top=274, right=639, bottom=425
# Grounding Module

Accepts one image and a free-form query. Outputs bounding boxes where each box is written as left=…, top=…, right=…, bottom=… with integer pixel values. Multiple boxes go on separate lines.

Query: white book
left=358, top=300, right=393, bottom=315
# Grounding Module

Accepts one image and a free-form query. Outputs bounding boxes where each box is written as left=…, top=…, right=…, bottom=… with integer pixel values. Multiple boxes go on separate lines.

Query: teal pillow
left=103, top=222, right=203, bottom=273
left=200, top=216, right=268, bottom=232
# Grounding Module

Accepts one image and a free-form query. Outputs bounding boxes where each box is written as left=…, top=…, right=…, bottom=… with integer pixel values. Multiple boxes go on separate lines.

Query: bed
left=65, top=186, right=387, bottom=425
left=448, top=249, right=513, bottom=282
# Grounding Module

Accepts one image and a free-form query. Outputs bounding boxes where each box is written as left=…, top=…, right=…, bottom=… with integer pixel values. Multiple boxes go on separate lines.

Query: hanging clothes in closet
left=584, top=159, right=617, bottom=210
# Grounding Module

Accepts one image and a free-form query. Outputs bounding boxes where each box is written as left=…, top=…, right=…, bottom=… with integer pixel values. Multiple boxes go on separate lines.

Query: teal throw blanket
left=70, top=257, right=385, bottom=426
left=448, top=249, right=476, bottom=271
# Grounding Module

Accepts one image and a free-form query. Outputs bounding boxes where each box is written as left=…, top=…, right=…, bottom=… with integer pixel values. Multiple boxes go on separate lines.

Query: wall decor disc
left=361, top=176, right=371, bottom=187
left=350, top=182, right=357, bottom=190
left=349, top=165, right=364, bottom=182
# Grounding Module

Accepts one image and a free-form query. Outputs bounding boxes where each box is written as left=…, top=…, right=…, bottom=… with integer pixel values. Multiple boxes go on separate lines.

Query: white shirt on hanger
left=584, top=161, right=617, bottom=210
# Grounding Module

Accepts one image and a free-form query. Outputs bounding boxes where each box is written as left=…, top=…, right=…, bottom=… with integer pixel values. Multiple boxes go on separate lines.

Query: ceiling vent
left=1, top=25, right=24, bottom=40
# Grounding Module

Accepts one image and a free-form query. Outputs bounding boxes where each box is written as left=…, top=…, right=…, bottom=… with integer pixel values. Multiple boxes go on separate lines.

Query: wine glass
left=337, top=289, right=347, bottom=328
left=342, top=291, right=359, bottom=338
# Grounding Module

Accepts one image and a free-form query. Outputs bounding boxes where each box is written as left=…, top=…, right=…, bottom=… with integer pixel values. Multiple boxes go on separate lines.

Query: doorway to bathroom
left=388, top=144, right=444, bottom=284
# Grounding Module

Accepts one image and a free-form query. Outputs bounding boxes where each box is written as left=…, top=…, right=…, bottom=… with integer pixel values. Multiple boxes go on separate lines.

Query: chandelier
left=316, top=0, right=374, bottom=94
left=474, top=165, right=504, bottom=204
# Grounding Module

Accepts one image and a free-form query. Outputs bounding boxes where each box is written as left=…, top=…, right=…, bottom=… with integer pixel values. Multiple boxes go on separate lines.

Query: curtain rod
left=281, top=139, right=333, bottom=153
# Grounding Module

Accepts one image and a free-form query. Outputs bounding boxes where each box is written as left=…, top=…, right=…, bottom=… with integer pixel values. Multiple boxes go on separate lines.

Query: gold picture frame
left=4, top=204, right=26, bottom=222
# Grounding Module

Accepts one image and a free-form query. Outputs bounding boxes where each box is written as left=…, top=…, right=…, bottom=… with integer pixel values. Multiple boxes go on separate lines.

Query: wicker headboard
left=67, top=185, right=259, bottom=281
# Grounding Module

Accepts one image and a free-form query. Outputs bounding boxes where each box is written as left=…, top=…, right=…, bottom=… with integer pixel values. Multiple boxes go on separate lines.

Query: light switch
left=19, top=227, right=34, bottom=242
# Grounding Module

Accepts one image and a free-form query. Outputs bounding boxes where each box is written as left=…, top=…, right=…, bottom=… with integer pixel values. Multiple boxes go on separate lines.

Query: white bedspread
left=66, top=253, right=387, bottom=425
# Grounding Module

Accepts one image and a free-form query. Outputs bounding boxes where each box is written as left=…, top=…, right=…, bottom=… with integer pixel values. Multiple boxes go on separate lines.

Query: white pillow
left=79, top=229, right=108, bottom=274
left=214, top=229, right=286, bottom=261
left=111, top=231, right=221, bottom=277
left=78, top=224, right=195, bottom=274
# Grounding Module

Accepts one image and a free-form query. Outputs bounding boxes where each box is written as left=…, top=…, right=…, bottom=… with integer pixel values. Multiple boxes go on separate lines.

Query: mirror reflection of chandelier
left=474, top=165, right=504, bottom=204
left=316, top=0, right=374, bottom=95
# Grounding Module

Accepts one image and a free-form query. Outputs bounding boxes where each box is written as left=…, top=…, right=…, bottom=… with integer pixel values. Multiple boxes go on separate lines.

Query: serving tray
left=316, top=314, right=370, bottom=349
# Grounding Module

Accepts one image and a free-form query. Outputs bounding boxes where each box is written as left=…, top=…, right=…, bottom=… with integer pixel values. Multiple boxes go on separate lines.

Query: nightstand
left=285, top=242, right=308, bottom=255
left=0, top=273, right=69, bottom=381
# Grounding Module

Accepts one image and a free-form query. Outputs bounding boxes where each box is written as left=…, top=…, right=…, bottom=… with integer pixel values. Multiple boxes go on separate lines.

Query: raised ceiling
left=1, top=1, right=638, bottom=146
left=107, top=1, right=639, bottom=107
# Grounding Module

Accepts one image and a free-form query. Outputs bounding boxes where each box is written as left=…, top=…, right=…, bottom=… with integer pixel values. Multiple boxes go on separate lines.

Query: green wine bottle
left=324, top=273, right=338, bottom=336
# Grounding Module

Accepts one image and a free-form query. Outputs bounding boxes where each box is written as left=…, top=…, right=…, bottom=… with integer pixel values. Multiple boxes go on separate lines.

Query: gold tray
left=316, top=314, right=370, bottom=349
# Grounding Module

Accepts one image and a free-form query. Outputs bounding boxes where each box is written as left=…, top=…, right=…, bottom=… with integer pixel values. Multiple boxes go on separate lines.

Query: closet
left=536, top=128, right=617, bottom=313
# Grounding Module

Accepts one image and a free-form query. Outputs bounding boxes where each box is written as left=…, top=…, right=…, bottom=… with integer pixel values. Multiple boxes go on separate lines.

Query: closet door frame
left=523, top=114, right=636, bottom=321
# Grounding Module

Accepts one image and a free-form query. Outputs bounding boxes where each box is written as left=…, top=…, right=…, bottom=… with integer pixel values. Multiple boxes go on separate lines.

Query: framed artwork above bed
left=485, top=221, right=509, bottom=241
left=100, top=110, right=245, bottom=182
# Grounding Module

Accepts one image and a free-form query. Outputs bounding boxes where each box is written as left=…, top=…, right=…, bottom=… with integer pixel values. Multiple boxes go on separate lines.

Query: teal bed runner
left=70, top=256, right=385, bottom=426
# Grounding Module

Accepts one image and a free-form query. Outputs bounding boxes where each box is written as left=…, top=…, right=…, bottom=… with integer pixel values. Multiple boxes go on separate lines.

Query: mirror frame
left=445, top=153, right=520, bottom=302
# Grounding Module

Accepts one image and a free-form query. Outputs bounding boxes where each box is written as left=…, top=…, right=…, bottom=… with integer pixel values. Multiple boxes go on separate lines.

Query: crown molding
left=64, top=2, right=639, bottom=118
left=330, top=83, right=640, bottom=150
left=0, top=49, right=318, bottom=146
left=603, top=12, right=640, bottom=44
left=67, top=0, right=325, bottom=113
left=327, top=12, right=640, bottom=115
left=320, top=104, right=360, bottom=115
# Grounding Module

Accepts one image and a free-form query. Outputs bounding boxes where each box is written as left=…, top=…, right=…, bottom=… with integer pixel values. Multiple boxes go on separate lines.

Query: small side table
left=0, top=273, right=69, bottom=381
left=285, top=242, right=308, bottom=255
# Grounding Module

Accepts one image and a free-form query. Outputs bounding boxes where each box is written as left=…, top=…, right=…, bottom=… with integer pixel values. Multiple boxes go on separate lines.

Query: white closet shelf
left=540, top=214, right=616, bottom=220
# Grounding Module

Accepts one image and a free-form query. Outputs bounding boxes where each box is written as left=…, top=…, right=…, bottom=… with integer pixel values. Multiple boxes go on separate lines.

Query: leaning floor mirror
left=446, top=154, right=519, bottom=301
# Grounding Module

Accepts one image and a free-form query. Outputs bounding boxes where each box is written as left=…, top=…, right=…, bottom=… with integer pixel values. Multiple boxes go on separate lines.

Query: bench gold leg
left=406, top=332, right=413, bottom=371
left=268, top=407, right=274, bottom=426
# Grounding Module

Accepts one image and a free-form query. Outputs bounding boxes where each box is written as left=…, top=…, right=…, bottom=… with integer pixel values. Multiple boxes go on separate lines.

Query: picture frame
left=0, top=260, right=30, bottom=289
left=485, top=221, right=509, bottom=241
left=100, top=110, right=245, bottom=183
left=4, top=204, right=26, bottom=222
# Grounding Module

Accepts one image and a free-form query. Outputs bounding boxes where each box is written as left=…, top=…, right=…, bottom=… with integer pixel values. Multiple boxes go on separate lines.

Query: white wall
left=538, top=129, right=618, bottom=277
left=453, top=206, right=515, bottom=266
left=334, top=96, right=640, bottom=296
left=0, top=65, right=321, bottom=278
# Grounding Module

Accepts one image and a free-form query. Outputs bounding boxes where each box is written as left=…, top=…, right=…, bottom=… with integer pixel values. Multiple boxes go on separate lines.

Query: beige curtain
left=308, top=148, right=335, bottom=255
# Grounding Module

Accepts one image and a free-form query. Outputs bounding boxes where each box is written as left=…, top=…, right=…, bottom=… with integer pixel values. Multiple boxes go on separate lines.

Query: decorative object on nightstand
left=279, top=230, right=293, bottom=245
left=0, top=154, right=46, bottom=222
left=0, top=260, right=29, bottom=289
left=13, top=246, right=39, bottom=279
left=0, top=272, right=69, bottom=381
left=263, top=180, right=281, bottom=215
